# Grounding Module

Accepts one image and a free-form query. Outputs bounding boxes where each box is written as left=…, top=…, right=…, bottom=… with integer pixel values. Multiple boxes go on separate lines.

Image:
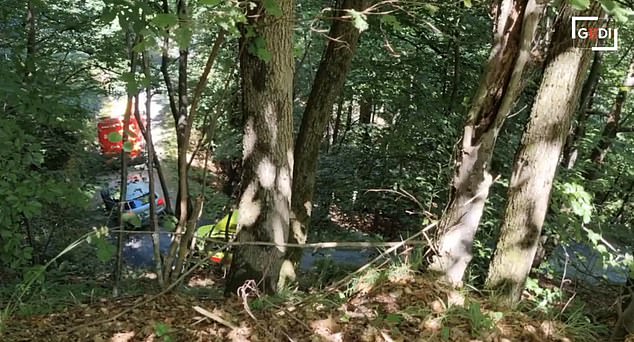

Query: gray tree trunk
left=225, top=0, right=295, bottom=295
left=428, top=0, right=546, bottom=286
left=484, top=2, right=600, bottom=307
left=288, top=0, right=367, bottom=265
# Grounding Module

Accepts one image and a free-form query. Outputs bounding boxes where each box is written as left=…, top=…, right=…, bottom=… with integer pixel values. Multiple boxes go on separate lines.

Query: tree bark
left=484, top=2, right=600, bottom=307
left=225, top=0, right=295, bottom=295
left=561, top=52, right=603, bottom=169
left=24, top=0, right=37, bottom=82
left=332, top=96, right=344, bottom=146
left=288, top=0, right=367, bottom=266
left=359, top=97, right=372, bottom=124
left=428, top=0, right=546, bottom=286
left=163, top=0, right=191, bottom=283
left=337, top=99, right=354, bottom=148
left=586, top=56, right=634, bottom=178
left=141, top=48, right=165, bottom=288
left=160, top=0, right=179, bottom=121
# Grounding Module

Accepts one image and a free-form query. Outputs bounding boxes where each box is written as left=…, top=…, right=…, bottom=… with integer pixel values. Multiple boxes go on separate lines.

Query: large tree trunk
left=561, top=52, right=603, bottom=169
left=586, top=57, right=634, bottom=178
left=428, top=0, right=546, bottom=286
left=484, top=3, right=600, bottom=307
left=225, top=0, right=295, bottom=295
left=288, top=0, right=367, bottom=265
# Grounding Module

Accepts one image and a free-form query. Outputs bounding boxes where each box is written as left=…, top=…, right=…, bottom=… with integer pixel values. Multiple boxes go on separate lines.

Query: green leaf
left=249, top=37, right=272, bottom=62
left=423, top=4, right=440, bottom=14
left=347, top=9, right=369, bottom=32
left=200, top=0, right=221, bottom=4
left=108, top=131, right=123, bottom=143
left=463, top=0, right=472, bottom=8
left=263, top=0, right=283, bottom=17
left=123, top=141, right=134, bottom=152
left=570, top=0, right=591, bottom=10
left=163, top=215, right=178, bottom=231
left=152, top=13, right=178, bottom=28
left=174, top=27, right=193, bottom=49
left=380, top=15, right=401, bottom=30
left=94, top=237, right=115, bottom=262
left=101, top=7, right=117, bottom=24
left=123, top=212, right=142, bottom=228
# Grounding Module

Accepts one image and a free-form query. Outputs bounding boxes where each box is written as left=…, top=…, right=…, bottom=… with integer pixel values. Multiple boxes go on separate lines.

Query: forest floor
left=2, top=265, right=618, bottom=342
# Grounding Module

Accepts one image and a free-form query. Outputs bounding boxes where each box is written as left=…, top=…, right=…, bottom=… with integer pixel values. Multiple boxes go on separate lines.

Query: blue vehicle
left=101, top=176, right=166, bottom=227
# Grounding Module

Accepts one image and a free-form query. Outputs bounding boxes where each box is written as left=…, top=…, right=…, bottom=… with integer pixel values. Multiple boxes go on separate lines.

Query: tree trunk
left=561, top=52, right=603, bottom=169
left=428, top=0, right=546, bottom=286
left=586, top=56, right=634, bottom=178
left=24, top=0, right=36, bottom=82
left=332, top=96, right=344, bottom=146
left=446, top=18, right=461, bottom=115
left=359, top=97, right=372, bottom=124
left=163, top=0, right=191, bottom=283
left=484, top=3, right=600, bottom=307
left=225, top=0, right=295, bottom=295
left=288, top=0, right=366, bottom=265
left=337, top=99, right=354, bottom=148
left=141, top=48, right=165, bottom=288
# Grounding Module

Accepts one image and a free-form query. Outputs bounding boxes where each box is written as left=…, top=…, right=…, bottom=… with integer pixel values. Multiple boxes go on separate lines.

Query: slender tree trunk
left=446, top=18, right=461, bottom=115
left=359, top=97, right=372, bottom=124
left=332, top=96, right=344, bottom=146
left=561, top=52, right=603, bottom=169
left=428, top=0, right=546, bottom=286
left=163, top=0, right=191, bottom=283
left=133, top=107, right=173, bottom=215
left=225, top=0, right=295, bottom=295
left=113, top=30, right=139, bottom=297
left=160, top=0, right=179, bottom=121
left=586, top=57, right=634, bottom=178
left=338, top=99, right=354, bottom=148
left=288, top=0, right=367, bottom=265
left=24, top=0, right=36, bottom=82
left=485, top=3, right=600, bottom=307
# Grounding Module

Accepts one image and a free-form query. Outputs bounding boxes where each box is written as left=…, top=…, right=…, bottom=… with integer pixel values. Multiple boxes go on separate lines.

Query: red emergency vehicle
left=97, top=115, right=146, bottom=164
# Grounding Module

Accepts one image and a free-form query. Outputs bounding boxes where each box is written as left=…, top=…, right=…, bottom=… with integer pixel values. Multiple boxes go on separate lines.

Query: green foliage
left=452, top=302, right=501, bottom=338
left=248, top=36, right=272, bottom=62
left=154, top=322, right=174, bottom=342
left=263, top=0, right=283, bottom=17
left=524, top=277, right=564, bottom=313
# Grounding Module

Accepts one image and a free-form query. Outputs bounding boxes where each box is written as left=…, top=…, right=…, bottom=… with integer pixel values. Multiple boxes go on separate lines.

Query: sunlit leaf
left=347, top=9, right=369, bottom=32
left=263, top=0, right=283, bottom=17
left=464, top=0, right=472, bottom=8
left=570, top=0, right=591, bottom=10
left=95, top=237, right=116, bottom=262
left=108, top=131, right=122, bottom=143
left=152, top=13, right=178, bottom=28
left=123, top=141, right=134, bottom=152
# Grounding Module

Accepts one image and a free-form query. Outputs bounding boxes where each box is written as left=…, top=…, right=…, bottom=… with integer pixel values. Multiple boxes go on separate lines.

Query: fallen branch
left=192, top=305, right=237, bottom=330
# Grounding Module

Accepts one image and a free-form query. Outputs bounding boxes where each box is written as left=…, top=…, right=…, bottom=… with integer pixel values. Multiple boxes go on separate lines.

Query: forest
left=1, top=0, right=634, bottom=340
